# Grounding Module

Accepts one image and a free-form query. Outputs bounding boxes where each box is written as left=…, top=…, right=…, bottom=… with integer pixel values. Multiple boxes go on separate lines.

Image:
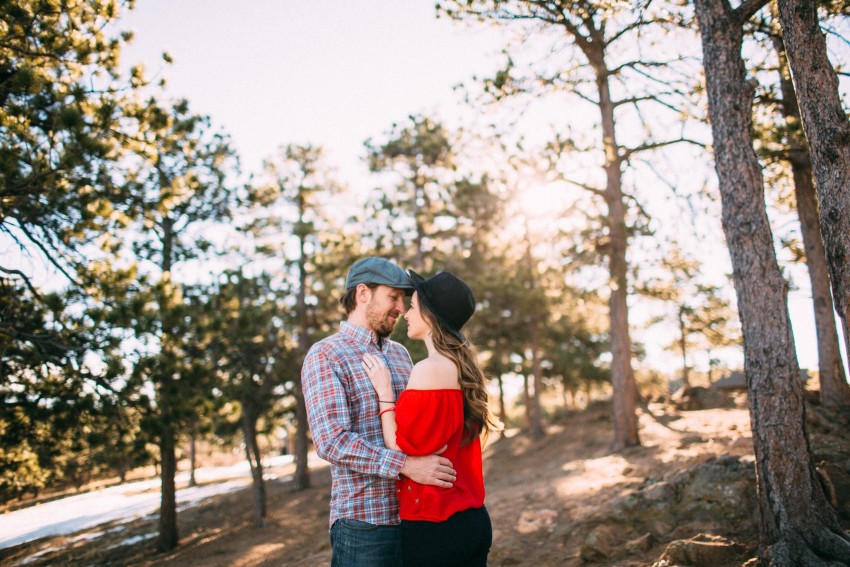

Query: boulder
left=515, top=508, right=558, bottom=534
left=579, top=524, right=623, bottom=563
left=671, top=386, right=735, bottom=411
left=656, top=533, right=746, bottom=566
left=611, top=456, right=757, bottom=535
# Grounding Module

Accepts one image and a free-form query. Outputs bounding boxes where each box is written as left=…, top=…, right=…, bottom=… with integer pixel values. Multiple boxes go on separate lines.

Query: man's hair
left=340, top=283, right=379, bottom=315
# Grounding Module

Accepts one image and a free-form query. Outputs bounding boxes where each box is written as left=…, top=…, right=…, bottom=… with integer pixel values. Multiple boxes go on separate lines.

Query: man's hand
left=400, top=453, right=457, bottom=488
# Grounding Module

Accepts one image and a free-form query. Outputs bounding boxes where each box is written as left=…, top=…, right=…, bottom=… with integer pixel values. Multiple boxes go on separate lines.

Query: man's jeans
left=330, top=519, right=402, bottom=567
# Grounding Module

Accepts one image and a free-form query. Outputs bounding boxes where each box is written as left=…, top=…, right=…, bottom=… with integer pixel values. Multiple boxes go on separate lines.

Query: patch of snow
left=0, top=453, right=303, bottom=550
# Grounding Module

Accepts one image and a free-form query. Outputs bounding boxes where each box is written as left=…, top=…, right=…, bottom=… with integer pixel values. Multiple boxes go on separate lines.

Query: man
left=302, top=257, right=457, bottom=566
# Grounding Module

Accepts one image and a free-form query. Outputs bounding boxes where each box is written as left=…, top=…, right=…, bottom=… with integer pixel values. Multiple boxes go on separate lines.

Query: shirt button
left=407, top=486, right=412, bottom=491
left=415, top=499, right=419, bottom=504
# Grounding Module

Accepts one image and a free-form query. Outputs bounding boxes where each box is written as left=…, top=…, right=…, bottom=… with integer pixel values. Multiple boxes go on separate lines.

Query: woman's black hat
left=408, top=270, right=476, bottom=340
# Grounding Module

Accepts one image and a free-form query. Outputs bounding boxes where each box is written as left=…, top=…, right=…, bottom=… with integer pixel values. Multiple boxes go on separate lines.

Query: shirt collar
left=340, top=321, right=385, bottom=349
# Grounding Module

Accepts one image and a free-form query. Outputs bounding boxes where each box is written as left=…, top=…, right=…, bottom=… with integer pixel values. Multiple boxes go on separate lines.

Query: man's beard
left=366, top=303, right=397, bottom=339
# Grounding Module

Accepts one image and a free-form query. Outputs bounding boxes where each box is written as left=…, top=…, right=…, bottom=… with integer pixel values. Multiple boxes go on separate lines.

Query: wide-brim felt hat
left=409, top=270, right=475, bottom=340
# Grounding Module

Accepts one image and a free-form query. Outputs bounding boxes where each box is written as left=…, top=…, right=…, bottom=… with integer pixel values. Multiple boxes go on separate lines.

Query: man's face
left=364, top=285, right=407, bottom=338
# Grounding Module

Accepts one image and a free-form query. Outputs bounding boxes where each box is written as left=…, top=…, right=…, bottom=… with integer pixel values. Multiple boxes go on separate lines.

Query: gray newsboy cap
left=345, top=257, right=414, bottom=291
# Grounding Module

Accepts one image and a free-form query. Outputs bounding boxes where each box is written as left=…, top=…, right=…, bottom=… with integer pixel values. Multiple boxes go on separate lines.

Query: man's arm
left=303, top=345, right=456, bottom=487
left=302, top=344, right=405, bottom=479
left=401, top=455, right=456, bottom=488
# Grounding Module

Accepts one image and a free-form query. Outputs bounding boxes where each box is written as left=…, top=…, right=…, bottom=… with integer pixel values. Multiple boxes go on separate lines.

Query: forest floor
left=2, top=394, right=848, bottom=567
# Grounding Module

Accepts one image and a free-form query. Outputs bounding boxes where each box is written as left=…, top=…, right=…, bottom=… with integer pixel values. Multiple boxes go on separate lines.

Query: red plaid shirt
left=302, top=321, right=412, bottom=527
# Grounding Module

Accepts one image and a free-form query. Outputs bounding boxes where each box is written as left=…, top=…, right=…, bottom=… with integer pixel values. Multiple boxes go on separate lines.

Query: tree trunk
left=293, top=388, right=311, bottom=490
left=158, top=427, right=178, bottom=551
left=157, top=220, right=180, bottom=551
left=293, top=216, right=312, bottom=491
left=776, top=0, right=850, bottom=373
left=497, top=373, right=507, bottom=429
left=524, top=230, right=545, bottom=439
left=593, top=49, right=640, bottom=451
left=678, top=308, right=691, bottom=389
left=188, top=428, right=197, bottom=488
left=522, top=373, right=531, bottom=429
left=241, top=404, right=266, bottom=527
left=528, top=320, right=545, bottom=439
left=694, top=1, right=850, bottom=563
left=771, top=3, right=850, bottom=408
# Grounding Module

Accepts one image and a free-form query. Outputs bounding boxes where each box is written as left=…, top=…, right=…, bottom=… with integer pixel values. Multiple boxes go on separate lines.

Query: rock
left=626, top=532, right=654, bottom=553
left=657, top=533, right=746, bottom=566
left=671, top=386, right=735, bottom=410
left=728, top=436, right=753, bottom=451
left=579, top=524, right=621, bottom=563
left=515, top=508, right=557, bottom=534
left=610, top=456, right=757, bottom=536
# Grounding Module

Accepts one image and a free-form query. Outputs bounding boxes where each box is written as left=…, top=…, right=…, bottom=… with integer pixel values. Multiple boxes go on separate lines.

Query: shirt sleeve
left=395, top=391, right=462, bottom=456
left=301, top=343, right=406, bottom=479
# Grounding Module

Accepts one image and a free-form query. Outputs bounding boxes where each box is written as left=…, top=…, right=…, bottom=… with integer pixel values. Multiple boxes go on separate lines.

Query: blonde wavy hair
left=420, top=305, right=502, bottom=444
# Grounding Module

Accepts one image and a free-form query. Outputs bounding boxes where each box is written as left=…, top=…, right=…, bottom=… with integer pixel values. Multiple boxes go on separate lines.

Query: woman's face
left=404, top=292, right=431, bottom=340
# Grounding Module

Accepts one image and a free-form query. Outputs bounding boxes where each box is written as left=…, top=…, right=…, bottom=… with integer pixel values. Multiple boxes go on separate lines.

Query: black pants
left=400, top=506, right=492, bottom=567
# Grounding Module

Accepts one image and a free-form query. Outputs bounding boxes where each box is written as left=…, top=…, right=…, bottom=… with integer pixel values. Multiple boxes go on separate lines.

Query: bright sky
left=118, top=0, right=507, bottom=184
left=112, top=1, right=850, bottom=377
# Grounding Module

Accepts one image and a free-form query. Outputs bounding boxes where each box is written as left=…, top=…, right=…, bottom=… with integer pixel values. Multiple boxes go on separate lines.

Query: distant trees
left=1, top=0, right=143, bottom=502
left=244, top=144, right=349, bottom=492
left=200, top=271, right=291, bottom=527
left=440, top=0, right=706, bottom=451
left=121, top=97, right=239, bottom=551
left=641, top=246, right=740, bottom=389
left=365, top=114, right=458, bottom=272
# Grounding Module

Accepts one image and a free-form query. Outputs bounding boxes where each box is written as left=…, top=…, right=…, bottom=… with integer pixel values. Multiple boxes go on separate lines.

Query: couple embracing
left=301, top=257, right=500, bottom=567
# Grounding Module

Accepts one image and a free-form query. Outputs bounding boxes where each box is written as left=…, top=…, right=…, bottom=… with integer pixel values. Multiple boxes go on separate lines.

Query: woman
left=362, top=270, right=500, bottom=567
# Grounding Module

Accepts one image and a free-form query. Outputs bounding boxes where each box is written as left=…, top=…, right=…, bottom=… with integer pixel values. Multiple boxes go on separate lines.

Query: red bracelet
left=378, top=406, right=396, bottom=417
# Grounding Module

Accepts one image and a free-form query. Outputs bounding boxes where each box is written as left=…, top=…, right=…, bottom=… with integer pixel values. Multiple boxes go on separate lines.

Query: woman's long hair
left=420, top=304, right=502, bottom=445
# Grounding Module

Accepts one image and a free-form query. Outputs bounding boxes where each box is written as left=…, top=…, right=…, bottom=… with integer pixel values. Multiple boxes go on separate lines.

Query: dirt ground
left=0, top=400, right=772, bottom=567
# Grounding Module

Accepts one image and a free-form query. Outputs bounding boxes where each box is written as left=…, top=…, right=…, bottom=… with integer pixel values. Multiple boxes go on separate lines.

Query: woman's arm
left=363, top=353, right=400, bottom=451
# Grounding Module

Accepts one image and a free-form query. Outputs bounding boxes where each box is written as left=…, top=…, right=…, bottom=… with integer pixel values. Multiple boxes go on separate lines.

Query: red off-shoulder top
left=394, top=389, right=485, bottom=522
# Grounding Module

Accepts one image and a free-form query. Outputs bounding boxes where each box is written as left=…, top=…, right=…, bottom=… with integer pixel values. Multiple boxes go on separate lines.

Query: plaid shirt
left=302, top=321, right=412, bottom=528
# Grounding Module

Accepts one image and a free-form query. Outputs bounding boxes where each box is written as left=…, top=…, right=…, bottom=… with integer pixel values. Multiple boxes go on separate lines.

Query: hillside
left=2, top=397, right=848, bottom=567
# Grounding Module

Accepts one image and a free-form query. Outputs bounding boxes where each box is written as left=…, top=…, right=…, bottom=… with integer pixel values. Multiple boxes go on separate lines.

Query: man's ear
left=356, top=283, right=372, bottom=305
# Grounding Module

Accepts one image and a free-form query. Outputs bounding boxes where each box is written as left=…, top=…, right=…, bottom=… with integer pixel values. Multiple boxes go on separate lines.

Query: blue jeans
left=330, top=519, right=402, bottom=567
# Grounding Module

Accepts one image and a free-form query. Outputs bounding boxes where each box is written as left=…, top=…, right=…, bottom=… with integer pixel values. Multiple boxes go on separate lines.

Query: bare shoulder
left=408, top=355, right=460, bottom=390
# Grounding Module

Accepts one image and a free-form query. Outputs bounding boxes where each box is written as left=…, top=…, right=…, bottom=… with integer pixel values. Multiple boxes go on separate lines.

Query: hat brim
left=408, top=270, right=466, bottom=341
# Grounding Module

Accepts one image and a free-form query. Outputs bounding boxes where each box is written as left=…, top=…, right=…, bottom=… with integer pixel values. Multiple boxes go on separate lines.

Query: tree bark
left=593, top=45, right=640, bottom=451
left=242, top=404, right=266, bottom=527
left=157, top=224, right=179, bottom=552
left=678, top=308, right=691, bottom=389
left=694, top=0, right=850, bottom=563
left=158, top=426, right=178, bottom=551
left=528, top=319, right=545, bottom=439
left=524, top=228, right=545, bottom=439
left=522, top=373, right=531, bottom=429
left=188, top=429, right=197, bottom=488
left=497, top=372, right=507, bottom=429
left=294, top=208, right=312, bottom=491
left=776, top=0, right=850, bottom=373
left=771, top=25, right=850, bottom=408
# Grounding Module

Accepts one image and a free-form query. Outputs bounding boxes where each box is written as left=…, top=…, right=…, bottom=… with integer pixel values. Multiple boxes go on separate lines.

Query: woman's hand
left=362, top=353, right=393, bottom=400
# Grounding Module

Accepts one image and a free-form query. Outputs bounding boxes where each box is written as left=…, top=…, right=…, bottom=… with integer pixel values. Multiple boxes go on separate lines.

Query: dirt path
left=0, top=401, right=760, bottom=567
